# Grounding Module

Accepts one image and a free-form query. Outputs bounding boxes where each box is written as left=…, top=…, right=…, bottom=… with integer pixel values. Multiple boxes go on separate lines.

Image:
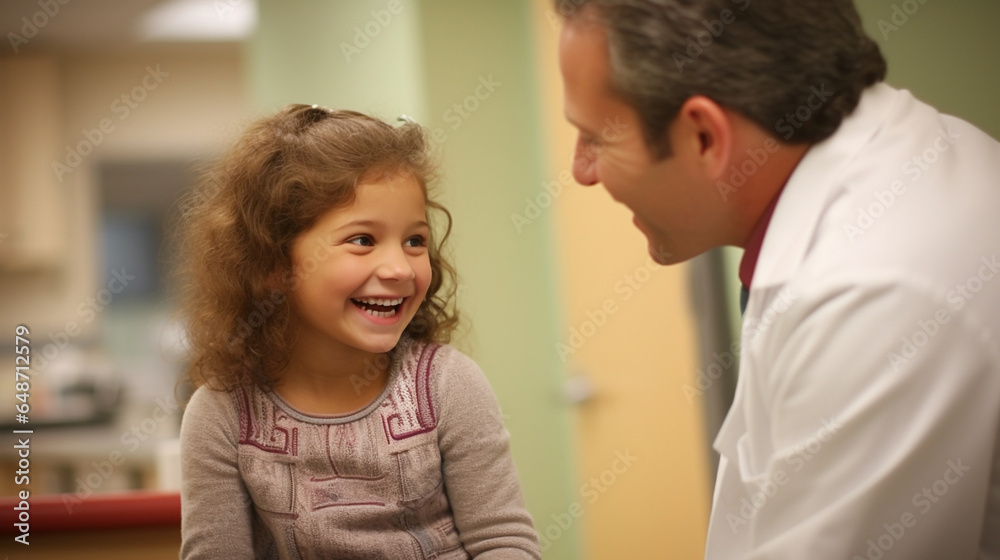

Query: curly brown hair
left=173, top=105, right=458, bottom=391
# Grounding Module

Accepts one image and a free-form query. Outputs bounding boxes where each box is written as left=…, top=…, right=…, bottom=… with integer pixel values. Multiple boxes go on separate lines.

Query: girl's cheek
left=417, top=260, right=433, bottom=297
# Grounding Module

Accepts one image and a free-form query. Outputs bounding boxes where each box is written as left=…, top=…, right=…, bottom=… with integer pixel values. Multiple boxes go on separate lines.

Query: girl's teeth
left=364, top=307, right=397, bottom=318
left=357, top=297, right=404, bottom=306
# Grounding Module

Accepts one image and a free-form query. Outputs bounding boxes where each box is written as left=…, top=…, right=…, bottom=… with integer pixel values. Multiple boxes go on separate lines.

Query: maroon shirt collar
left=738, top=192, right=782, bottom=289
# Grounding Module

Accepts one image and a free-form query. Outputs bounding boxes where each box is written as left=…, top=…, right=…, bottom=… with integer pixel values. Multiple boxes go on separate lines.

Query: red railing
left=1, top=491, right=180, bottom=533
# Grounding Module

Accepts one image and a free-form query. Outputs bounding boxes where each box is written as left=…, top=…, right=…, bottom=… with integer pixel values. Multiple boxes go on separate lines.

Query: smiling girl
left=175, top=105, right=540, bottom=559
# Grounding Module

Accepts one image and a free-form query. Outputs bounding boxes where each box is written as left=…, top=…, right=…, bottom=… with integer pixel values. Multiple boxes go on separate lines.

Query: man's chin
left=647, top=244, right=673, bottom=265
left=632, top=216, right=685, bottom=265
left=643, top=236, right=676, bottom=265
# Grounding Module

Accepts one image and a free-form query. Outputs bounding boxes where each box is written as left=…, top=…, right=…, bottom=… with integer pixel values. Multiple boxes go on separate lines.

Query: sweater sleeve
left=434, top=347, right=542, bottom=559
left=180, top=386, right=263, bottom=559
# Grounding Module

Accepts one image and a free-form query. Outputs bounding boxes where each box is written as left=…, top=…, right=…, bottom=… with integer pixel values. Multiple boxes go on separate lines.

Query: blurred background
left=0, top=0, right=997, bottom=558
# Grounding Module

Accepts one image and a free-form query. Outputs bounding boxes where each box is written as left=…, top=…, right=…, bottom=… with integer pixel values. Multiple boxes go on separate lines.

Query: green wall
left=856, top=0, right=1000, bottom=139
left=415, top=2, right=580, bottom=557
left=249, top=0, right=427, bottom=118
left=249, top=1, right=580, bottom=558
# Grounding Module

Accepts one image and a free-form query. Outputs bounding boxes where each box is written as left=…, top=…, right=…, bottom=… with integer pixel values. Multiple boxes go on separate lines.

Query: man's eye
left=348, top=235, right=374, bottom=247
left=581, top=135, right=605, bottom=151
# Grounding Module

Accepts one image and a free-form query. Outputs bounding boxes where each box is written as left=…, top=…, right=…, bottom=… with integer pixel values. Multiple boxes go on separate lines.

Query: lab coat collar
left=751, top=83, right=900, bottom=290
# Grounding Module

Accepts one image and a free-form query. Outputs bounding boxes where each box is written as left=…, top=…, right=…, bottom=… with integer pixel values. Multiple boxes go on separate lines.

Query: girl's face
left=287, top=171, right=432, bottom=357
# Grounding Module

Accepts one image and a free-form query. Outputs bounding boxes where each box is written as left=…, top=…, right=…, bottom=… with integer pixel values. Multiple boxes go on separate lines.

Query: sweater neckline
left=264, top=338, right=411, bottom=425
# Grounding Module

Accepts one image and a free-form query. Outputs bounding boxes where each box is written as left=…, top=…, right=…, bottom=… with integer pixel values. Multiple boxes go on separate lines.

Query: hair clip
left=397, top=114, right=417, bottom=125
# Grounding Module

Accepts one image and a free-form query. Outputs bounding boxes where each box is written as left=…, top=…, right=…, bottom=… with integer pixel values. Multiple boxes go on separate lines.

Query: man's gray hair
left=556, top=0, right=886, bottom=157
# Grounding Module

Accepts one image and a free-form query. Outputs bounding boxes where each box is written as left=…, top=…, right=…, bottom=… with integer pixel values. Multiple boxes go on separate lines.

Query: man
left=555, top=0, right=1000, bottom=558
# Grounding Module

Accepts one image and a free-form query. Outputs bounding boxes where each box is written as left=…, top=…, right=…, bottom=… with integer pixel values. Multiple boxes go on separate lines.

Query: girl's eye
left=405, top=235, right=427, bottom=248
left=348, top=235, right=374, bottom=247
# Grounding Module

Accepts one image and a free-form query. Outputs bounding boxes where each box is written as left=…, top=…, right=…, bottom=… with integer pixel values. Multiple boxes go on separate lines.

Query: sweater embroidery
left=384, top=342, right=440, bottom=442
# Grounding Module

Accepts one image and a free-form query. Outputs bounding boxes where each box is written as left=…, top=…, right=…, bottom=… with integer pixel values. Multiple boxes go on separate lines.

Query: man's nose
left=572, top=135, right=599, bottom=186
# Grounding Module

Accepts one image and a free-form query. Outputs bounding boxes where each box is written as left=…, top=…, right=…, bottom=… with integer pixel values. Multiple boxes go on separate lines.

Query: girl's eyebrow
left=334, top=219, right=430, bottom=231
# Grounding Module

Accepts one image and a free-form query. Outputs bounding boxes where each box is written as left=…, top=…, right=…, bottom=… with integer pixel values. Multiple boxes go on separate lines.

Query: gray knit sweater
left=179, top=338, right=541, bottom=559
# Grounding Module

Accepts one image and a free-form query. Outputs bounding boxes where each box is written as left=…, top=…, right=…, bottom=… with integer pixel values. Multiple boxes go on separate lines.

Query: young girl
left=175, top=105, right=541, bottom=559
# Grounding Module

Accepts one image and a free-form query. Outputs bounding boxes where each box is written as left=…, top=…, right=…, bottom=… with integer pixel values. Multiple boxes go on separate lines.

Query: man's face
left=558, top=14, right=726, bottom=264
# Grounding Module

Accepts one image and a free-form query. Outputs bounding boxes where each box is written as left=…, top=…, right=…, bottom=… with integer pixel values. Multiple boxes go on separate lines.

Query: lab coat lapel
left=752, top=83, right=899, bottom=297
left=708, top=84, right=903, bottom=551
left=714, top=84, right=899, bottom=453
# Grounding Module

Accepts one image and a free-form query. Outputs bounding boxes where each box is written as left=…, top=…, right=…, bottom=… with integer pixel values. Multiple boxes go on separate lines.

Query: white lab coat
left=706, top=83, right=1000, bottom=559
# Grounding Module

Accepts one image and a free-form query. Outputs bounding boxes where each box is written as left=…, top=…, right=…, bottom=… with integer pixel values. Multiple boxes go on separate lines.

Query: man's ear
left=675, top=95, right=733, bottom=181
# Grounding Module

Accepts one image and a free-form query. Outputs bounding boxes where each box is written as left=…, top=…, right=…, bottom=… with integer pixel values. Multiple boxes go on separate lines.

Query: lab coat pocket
left=735, top=432, right=770, bottom=487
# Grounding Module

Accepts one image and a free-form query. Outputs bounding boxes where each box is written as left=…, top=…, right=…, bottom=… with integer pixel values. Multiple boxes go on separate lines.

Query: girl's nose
left=572, top=135, right=599, bottom=186
left=376, top=248, right=416, bottom=282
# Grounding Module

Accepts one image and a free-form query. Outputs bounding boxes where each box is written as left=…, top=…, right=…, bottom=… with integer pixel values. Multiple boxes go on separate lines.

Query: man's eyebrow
left=565, top=113, right=601, bottom=137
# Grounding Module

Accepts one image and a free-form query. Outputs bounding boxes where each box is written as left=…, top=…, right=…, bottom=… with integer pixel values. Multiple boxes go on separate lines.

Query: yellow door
left=531, top=2, right=712, bottom=558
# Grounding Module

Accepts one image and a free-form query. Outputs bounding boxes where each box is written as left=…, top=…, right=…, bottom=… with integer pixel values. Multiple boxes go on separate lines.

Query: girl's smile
left=351, top=296, right=408, bottom=323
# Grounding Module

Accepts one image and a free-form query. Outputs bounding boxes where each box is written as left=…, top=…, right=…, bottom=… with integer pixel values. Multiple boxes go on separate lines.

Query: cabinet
left=0, top=55, right=66, bottom=270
